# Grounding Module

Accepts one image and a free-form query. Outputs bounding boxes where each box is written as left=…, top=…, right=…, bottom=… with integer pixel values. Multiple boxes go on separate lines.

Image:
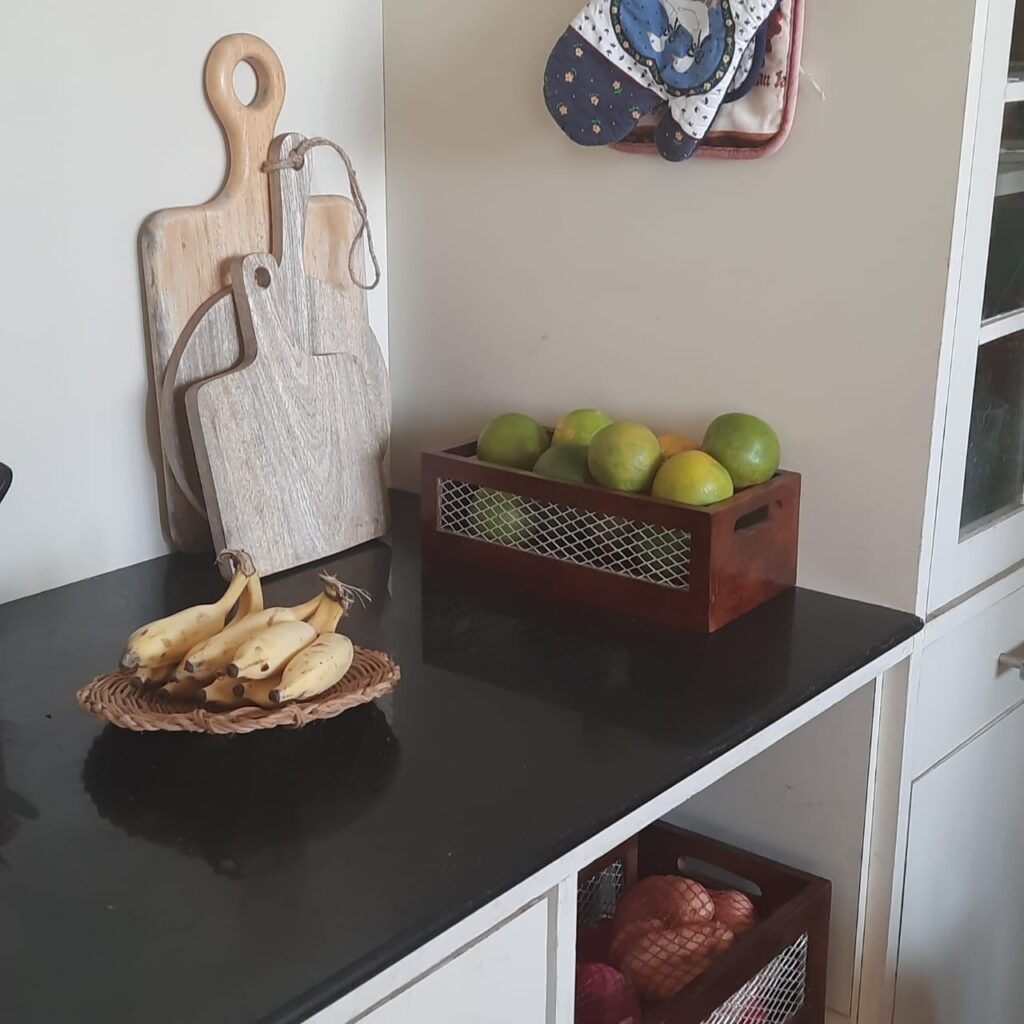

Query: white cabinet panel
left=914, top=576, right=1024, bottom=775
left=359, top=899, right=550, bottom=1024
left=893, top=704, right=1024, bottom=1024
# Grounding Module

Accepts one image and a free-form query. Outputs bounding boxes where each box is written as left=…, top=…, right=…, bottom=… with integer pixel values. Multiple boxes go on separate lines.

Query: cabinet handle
left=998, top=652, right=1024, bottom=680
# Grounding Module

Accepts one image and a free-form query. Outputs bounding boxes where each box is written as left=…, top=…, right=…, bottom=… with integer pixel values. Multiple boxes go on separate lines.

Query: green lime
left=587, top=422, right=662, bottom=493
left=701, top=413, right=780, bottom=488
left=533, top=444, right=592, bottom=485
left=477, top=413, right=550, bottom=470
left=652, top=451, right=734, bottom=506
left=470, top=489, right=533, bottom=546
left=552, top=409, right=614, bottom=447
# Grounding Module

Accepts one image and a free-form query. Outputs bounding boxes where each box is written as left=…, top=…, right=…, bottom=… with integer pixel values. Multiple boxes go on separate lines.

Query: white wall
left=383, top=0, right=974, bottom=610
left=0, top=0, right=387, bottom=603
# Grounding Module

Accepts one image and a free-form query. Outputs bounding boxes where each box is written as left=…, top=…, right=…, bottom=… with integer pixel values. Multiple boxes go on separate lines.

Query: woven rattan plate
left=76, top=646, right=400, bottom=734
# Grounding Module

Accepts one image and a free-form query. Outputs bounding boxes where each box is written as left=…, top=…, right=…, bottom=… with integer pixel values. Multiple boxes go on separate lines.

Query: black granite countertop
left=0, top=493, right=920, bottom=1024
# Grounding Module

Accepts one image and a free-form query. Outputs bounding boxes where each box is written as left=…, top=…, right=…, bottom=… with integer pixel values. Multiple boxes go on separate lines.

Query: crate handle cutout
left=677, top=856, right=763, bottom=899
left=734, top=503, right=774, bottom=534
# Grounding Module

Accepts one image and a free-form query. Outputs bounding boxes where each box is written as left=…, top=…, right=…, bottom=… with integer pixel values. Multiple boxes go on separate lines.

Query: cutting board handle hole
left=233, top=59, right=258, bottom=106
left=254, top=266, right=272, bottom=288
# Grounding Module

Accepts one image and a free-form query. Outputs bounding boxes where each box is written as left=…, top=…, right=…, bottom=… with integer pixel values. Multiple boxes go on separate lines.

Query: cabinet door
left=359, top=899, right=551, bottom=1024
left=893, top=703, right=1024, bottom=1023
left=931, top=0, right=1024, bottom=609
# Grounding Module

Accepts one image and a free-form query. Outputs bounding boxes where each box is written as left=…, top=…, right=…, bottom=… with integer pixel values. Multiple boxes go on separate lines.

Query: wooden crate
left=577, top=823, right=831, bottom=1024
left=421, top=440, right=799, bottom=632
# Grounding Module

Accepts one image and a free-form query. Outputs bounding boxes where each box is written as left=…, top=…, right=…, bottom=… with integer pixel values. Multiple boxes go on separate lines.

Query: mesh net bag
left=609, top=918, right=667, bottom=968
left=612, top=875, right=715, bottom=933
left=695, top=920, right=736, bottom=954
left=712, top=889, right=759, bottom=934
left=619, top=928, right=713, bottom=1002
left=608, top=876, right=747, bottom=1004
left=610, top=918, right=733, bottom=968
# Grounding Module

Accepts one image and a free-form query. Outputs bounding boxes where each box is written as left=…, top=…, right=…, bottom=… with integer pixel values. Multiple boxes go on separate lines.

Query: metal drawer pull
left=998, top=652, right=1024, bottom=680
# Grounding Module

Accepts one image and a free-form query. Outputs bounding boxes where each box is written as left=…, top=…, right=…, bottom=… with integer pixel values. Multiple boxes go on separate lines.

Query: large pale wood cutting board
left=140, top=33, right=367, bottom=552
left=157, top=172, right=370, bottom=521
left=186, top=134, right=389, bottom=577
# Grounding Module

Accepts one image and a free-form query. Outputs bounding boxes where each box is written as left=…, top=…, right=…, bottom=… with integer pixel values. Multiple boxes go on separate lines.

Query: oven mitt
left=650, top=0, right=779, bottom=160
left=724, top=19, right=768, bottom=104
left=544, top=0, right=776, bottom=160
left=543, top=5, right=664, bottom=147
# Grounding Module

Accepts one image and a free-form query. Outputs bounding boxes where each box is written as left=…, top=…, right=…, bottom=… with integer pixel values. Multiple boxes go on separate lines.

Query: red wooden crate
left=421, top=439, right=799, bottom=632
left=577, top=823, right=831, bottom=1024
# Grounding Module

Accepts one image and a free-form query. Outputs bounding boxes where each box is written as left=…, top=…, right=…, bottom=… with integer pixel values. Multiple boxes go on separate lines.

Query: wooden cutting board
left=186, top=134, right=389, bottom=577
left=140, top=33, right=367, bottom=552
left=157, top=170, right=370, bottom=522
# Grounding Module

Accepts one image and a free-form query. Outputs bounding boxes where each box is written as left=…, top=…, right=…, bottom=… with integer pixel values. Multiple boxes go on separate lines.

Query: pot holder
left=544, top=0, right=803, bottom=162
left=700, top=0, right=803, bottom=157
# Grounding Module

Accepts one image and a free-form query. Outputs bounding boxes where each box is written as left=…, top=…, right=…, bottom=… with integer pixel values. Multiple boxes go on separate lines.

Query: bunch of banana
left=119, top=550, right=259, bottom=679
left=118, top=561, right=366, bottom=712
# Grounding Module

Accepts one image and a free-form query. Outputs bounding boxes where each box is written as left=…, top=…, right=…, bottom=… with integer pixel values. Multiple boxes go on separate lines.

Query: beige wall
left=0, top=0, right=387, bottom=603
left=383, top=1, right=973, bottom=610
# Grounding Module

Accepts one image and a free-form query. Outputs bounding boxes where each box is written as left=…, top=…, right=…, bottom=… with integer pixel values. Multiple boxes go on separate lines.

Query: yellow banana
left=308, top=573, right=369, bottom=633
left=160, top=675, right=206, bottom=702
left=128, top=662, right=177, bottom=687
left=119, top=569, right=249, bottom=671
left=179, top=595, right=323, bottom=681
left=220, top=550, right=263, bottom=625
left=230, top=574, right=264, bottom=623
left=227, top=620, right=317, bottom=680
left=199, top=675, right=251, bottom=708
left=232, top=675, right=282, bottom=709
left=273, top=633, right=355, bottom=704
left=308, top=595, right=345, bottom=634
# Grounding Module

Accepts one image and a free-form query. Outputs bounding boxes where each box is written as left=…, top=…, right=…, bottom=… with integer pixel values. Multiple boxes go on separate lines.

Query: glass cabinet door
left=961, top=331, right=1024, bottom=533
left=984, top=104, right=1024, bottom=320
left=931, top=0, right=1024, bottom=610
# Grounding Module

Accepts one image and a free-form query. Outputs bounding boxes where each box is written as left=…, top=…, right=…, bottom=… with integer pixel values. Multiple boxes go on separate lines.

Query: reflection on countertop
left=0, top=723, right=39, bottom=860
left=82, top=704, right=398, bottom=877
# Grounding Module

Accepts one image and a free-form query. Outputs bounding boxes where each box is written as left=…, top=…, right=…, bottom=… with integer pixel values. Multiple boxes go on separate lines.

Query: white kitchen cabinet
left=929, top=0, right=1024, bottom=609
left=893, top=702, right=1024, bottom=1023
left=885, top=0, right=1024, bottom=1010
left=912, top=572, right=1024, bottom=776
left=354, top=900, right=551, bottom=1024
left=869, top=569, right=1024, bottom=1023
left=880, top=0, right=1024, bottom=1006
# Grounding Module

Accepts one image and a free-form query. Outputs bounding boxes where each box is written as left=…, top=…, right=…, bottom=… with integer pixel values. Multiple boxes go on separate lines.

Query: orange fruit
left=652, top=451, right=734, bottom=507
left=587, top=422, right=662, bottom=493
left=658, top=433, right=699, bottom=459
left=477, top=413, right=549, bottom=470
left=701, top=413, right=780, bottom=488
left=553, top=408, right=614, bottom=447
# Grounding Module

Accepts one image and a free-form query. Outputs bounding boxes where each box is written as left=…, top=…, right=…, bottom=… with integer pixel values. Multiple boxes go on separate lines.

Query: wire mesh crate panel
left=578, top=858, right=627, bottom=928
left=437, top=479, right=691, bottom=591
left=700, top=932, right=807, bottom=1024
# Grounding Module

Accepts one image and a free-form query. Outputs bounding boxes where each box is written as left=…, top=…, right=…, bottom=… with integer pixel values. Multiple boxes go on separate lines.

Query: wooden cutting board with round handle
left=140, top=33, right=367, bottom=552
left=156, top=146, right=370, bottom=527
left=185, top=134, right=389, bottom=577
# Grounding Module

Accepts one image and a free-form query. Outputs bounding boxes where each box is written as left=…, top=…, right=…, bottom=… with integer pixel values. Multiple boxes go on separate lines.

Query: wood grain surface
left=158, top=200, right=370, bottom=520
left=140, top=33, right=368, bottom=551
left=187, top=134, right=389, bottom=577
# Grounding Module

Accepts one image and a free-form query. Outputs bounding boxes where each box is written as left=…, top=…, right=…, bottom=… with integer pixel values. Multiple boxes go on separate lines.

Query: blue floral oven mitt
left=544, top=0, right=778, bottom=161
